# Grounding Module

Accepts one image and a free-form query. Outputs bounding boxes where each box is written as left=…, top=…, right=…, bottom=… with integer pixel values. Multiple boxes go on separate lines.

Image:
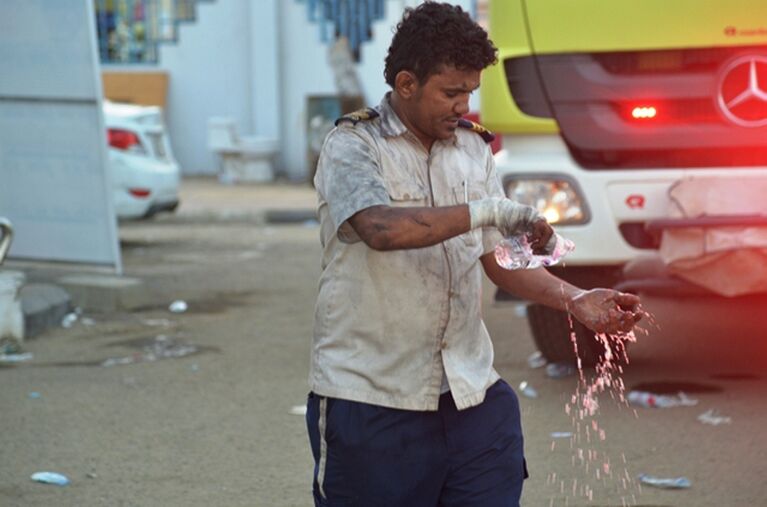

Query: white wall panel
left=0, top=0, right=120, bottom=269
left=0, top=0, right=98, bottom=99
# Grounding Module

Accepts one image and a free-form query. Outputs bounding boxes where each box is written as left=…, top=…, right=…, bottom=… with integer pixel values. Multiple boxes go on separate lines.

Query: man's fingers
left=574, top=289, right=643, bottom=335
left=603, top=307, right=642, bottom=335
left=620, top=314, right=636, bottom=333
left=614, top=309, right=644, bottom=333
left=529, top=221, right=554, bottom=254
left=614, top=292, right=640, bottom=311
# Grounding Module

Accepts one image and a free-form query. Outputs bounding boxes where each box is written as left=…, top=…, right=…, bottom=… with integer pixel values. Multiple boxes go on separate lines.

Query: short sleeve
left=314, top=127, right=391, bottom=241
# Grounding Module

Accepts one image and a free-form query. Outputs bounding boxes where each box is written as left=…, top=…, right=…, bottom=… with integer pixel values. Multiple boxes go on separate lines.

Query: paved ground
left=2, top=178, right=766, bottom=506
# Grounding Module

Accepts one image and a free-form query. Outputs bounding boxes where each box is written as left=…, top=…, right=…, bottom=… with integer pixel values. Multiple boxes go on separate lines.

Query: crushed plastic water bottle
left=494, top=233, right=575, bottom=270
left=627, top=390, right=698, bottom=408
left=518, top=381, right=539, bottom=399
left=545, top=361, right=577, bottom=379
left=697, top=409, right=731, bottom=425
left=526, top=351, right=547, bottom=369
left=0, top=352, right=33, bottom=364
left=169, top=300, right=188, bottom=313
left=31, top=471, right=70, bottom=486
left=61, top=312, right=78, bottom=328
left=638, top=474, right=691, bottom=489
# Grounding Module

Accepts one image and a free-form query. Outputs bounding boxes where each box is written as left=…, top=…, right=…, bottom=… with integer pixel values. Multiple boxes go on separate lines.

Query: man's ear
left=394, top=70, right=418, bottom=99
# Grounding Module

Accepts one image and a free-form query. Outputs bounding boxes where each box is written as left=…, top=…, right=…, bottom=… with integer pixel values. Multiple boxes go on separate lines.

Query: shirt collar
left=376, top=92, right=460, bottom=148
left=377, top=93, right=408, bottom=138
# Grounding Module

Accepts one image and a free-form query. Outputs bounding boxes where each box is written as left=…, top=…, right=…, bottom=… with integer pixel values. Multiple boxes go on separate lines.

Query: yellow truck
left=481, top=0, right=767, bottom=364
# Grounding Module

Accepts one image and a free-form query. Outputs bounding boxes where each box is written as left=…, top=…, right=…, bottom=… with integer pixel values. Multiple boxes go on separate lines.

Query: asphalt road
left=2, top=180, right=765, bottom=507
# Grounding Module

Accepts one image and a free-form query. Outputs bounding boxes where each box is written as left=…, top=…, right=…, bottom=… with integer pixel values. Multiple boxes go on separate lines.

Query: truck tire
left=526, top=303, right=603, bottom=367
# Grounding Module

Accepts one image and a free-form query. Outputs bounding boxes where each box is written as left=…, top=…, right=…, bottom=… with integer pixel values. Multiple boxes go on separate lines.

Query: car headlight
left=503, top=177, right=589, bottom=225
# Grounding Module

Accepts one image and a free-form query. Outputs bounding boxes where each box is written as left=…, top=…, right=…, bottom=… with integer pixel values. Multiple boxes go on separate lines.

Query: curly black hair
left=384, top=2, right=497, bottom=88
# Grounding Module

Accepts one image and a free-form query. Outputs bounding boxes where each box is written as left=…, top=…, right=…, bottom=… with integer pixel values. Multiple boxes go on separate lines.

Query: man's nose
left=454, top=99, right=470, bottom=116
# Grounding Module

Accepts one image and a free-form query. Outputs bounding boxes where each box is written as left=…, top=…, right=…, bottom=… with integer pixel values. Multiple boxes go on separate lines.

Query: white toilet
left=0, top=220, right=24, bottom=351
left=0, top=271, right=24, bottom=352
left=207, top=117, right=279, bottom=183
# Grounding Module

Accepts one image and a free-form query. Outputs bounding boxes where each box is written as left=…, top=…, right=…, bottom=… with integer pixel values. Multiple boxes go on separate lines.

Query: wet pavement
left=1, top=177, right=766, bottom=506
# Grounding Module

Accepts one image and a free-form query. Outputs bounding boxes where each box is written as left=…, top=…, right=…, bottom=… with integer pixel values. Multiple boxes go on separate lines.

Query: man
left=307, top=3, right=642, bottom=506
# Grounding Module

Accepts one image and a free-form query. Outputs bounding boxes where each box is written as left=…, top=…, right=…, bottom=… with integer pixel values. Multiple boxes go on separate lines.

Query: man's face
left=403, top=65, right=481, bottom=147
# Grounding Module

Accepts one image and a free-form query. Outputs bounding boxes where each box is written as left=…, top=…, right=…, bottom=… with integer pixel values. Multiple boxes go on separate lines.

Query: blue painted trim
left=298, top=0, right=386, bottom=62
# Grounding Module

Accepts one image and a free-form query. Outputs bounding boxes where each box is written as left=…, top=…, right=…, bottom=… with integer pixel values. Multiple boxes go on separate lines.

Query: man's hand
left=528, top=218, right=555, bottom=255
left=469, top=197, right=554, bottom=251
left=569, top=289, right=643, bottom=335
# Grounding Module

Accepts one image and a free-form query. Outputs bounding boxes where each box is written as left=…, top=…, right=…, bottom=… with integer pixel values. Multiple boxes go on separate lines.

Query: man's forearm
left=349, top=205, right=471, bottom=250
left=480, top=253, right=583, bottom=311
left=482, top=253, right=644, bottom=335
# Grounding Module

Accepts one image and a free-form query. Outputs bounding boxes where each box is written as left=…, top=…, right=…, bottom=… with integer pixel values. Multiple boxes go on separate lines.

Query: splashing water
left=547, top=294, right=656, bottom=506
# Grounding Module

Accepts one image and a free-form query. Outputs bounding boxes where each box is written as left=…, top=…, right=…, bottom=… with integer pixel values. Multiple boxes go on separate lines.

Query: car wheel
left=526, top=303, right=603, bottom=367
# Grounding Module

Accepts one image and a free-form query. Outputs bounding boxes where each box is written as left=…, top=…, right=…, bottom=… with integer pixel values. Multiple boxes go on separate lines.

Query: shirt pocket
left=452, top=182, right=487, bottom=247
left=386, top=179, right=429, bottom=207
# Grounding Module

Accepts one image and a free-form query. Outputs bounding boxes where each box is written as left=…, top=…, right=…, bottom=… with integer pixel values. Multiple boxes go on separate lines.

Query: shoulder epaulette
left=334, top=107, right=380, bottom=126
left=457, top=118, right=496, bottom=144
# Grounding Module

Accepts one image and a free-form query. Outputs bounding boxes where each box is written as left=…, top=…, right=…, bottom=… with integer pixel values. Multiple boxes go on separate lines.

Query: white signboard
left=0, top=0, right=121, bottom=270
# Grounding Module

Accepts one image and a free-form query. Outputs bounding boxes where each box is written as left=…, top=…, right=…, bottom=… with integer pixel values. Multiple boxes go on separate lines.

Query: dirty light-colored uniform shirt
left=311, top=95, right=505, bottom=411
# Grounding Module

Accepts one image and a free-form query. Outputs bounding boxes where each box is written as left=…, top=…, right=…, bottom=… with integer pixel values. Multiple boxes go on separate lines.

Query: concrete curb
left=264, top=209, right=317, bottom=224
left=4, top=270, right=156, bottom=340
left=56, top=274, right=146, bottom=313
left=20, top=283, right=72, bottom=339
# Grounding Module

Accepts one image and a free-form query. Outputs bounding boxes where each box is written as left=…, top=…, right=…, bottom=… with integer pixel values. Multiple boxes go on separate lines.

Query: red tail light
left=129, top=188, right=151, bottom=198
left=108, top=129, right=143, bottom=151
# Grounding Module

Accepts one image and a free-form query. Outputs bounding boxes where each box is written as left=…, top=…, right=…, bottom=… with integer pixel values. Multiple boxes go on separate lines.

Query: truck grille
left=505, top=46, right=767, bottom=169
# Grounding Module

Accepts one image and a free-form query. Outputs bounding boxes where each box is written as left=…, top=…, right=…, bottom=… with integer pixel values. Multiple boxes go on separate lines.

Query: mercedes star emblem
left=717, top=55, right=767, bottom=128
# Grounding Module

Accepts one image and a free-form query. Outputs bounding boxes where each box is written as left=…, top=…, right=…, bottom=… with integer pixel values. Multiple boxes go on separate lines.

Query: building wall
left=277, top=0, right=409, bottom=181
left=103, top=0, right=253, bottom=175
left=278, top=0, right=474, bottom=181
left=250, top=0, right=281, bottom=143
left=157, top=0, right=253, bottom=175
left=102, top=0, right=477, bottom=179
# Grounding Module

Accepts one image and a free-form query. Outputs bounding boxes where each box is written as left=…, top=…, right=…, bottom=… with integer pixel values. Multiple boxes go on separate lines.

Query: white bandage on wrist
left=468, top=197, right=503, bottom=229
left=468, top=197, right=541, bottom=237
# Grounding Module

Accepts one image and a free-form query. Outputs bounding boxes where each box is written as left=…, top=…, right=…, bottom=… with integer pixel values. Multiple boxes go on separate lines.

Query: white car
left=103, top=101, right=180, bottom=220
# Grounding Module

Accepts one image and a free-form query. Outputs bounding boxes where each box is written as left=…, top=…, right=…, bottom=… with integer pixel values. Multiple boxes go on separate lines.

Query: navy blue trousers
left=306, top=380, right=528, bottom=507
